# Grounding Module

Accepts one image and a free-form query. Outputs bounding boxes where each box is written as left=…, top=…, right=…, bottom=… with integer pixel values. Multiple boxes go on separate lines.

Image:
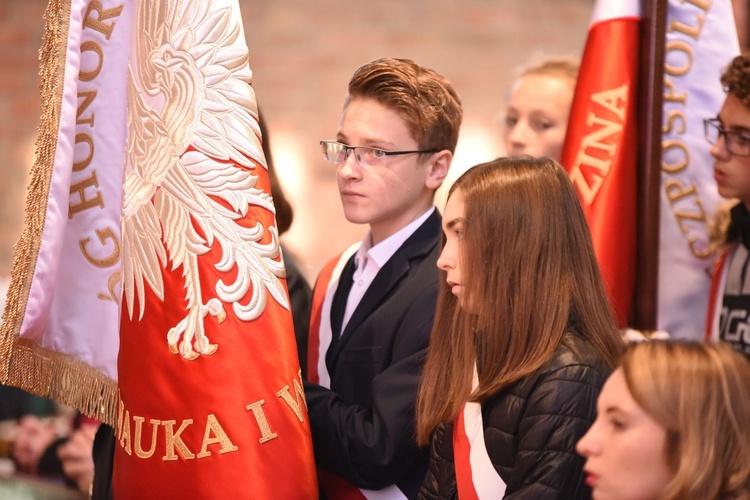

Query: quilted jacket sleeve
left=503, top=362, right=605, bottom=499
left=418, top=423, right=457, bottom=500
left=419, top=338, right=609, bottom=500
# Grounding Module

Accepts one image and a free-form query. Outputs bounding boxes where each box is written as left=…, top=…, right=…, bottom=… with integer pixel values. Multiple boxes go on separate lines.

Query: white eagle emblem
left=121, top=0, right=289, bottom=360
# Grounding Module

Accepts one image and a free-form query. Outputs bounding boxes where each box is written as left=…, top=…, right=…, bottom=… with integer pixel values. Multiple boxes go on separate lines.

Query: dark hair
left=721, top=53, right=750, bottom=107
left=346, top=57, right=462, bottom=154
left=416, top=156, right=622, bottom=444
left=258, top=110, right=293, bottom=235
left=710, top=54, right=750, bottom=249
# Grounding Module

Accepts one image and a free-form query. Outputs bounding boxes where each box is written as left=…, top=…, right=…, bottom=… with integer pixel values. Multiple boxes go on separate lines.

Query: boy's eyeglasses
left=704, top=118, right=750, bottom=157
left=320, top=140, right=438, bottom=168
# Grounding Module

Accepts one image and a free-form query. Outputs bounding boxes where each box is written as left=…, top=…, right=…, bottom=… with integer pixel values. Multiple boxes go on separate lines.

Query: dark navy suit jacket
left=304, top=210, right=441, bottom=499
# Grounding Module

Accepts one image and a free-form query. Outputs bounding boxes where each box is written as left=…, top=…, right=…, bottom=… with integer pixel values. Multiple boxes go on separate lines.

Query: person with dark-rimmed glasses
left=705, top=53, right=750, bottom=360
left=704, top=117, right=750, bottom=158
left=304, top=58, right=462, bottom=499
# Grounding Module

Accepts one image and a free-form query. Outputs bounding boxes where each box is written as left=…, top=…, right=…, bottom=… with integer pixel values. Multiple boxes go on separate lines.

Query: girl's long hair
left=416, top=156, right=622, bottom=444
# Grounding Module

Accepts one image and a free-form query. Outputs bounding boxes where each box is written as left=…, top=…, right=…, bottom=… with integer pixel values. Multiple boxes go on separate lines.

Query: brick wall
left=0, top=1, right=46, bottom=276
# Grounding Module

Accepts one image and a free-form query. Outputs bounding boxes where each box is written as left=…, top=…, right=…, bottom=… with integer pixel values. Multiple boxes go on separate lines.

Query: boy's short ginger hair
left=345, top=57, right=463, bottom=154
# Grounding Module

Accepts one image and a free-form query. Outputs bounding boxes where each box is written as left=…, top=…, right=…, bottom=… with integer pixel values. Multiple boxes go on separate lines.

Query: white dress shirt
left=341, top=207, right=436, bottom=331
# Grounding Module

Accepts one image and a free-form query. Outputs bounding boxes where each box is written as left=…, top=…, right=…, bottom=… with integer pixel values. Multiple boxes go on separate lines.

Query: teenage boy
left=706, top=53, right=750, bottom=360
left=305, top=58, right=462, bottom=499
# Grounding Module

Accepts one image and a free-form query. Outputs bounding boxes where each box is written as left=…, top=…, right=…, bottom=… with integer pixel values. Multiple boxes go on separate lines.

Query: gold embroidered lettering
left=661, top=140, right=690, bottom=174
left=674, top=205, right=708, bottom=234
left=77, top=90, right=97, bottom=127
left=79, top=41, right=104, bottom=82
left=79, top=227, right=121, bottom=267
left=117, top=398, right=124, bottom=441
left=246, top=401, right=278, bottom=443
left=665, top=40, right=694, bottom=77
left=197, top=414, right=239, bottom=458
left=567, top=86, right=627, bottom=206
left=581, top=113, right=622, bottom=156
left=664, top=164, right=711, bottom=247
left=73, top=132, right=94, bottom=172
left=660, top=23, right=714, bottom=264
left=277, top=379, right=307, bottom=423
left=569, top=153, right=608, bottom=206
left=119, top=410, right=132, bottom=455
left=133, top=417, right=161, bottom=459
left=98, top=270, right=122, bottom=302
left=589, top=85, right=628, bottom=121
left=663, top=78, right=687, bottom=105
left=163, top=419, right=195, bottom=461
left=296, top=370, right=307, bottom=410
left=663, top=109, right=686, bottom=135
left=665, top=179, right=713, bottom=258
left=83, top=1, right=124, bottom=40
left=69, top=170, right=104, bottom=218
left=668, top=15, right=705, bottom=40
left=665, top=178, right=697, bottom=205
left=681, top=0, right=710, bottom=12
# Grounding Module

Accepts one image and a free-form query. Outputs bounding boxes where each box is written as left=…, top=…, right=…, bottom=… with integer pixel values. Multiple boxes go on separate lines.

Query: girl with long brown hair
left=417, top=156, right=623, bottom=499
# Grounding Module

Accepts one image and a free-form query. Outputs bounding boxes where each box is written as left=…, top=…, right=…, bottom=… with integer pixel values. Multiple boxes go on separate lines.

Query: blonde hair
left=520, top=56, right=580, bottom=83
left=707, top=199, right=737, bottom=254
left=504, top=56, right=580, bottom=109
left=622, top=341, right=750, bottom=500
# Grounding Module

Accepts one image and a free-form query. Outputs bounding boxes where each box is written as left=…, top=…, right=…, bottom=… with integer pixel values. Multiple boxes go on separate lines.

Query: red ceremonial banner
left=115, top=168, right=316, bottom=496
left=112, top=0, right=317, bottom=496
left=1, top=0, right=317, bottom=496
left=561, top=1, right=641, bottom=327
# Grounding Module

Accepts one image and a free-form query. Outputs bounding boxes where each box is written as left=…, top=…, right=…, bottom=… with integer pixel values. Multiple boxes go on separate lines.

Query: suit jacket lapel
left=327, top=210, right=441, bottom=367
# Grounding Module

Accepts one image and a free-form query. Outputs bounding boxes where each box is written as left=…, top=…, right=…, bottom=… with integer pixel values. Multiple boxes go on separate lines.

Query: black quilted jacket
left=419, top=334, right=612, bottom=499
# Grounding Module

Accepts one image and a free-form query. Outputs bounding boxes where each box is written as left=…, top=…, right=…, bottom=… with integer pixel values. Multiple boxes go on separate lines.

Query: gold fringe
left=6, top=340, right=118, bottom=426
left=0, top=0, right=118, bottom=427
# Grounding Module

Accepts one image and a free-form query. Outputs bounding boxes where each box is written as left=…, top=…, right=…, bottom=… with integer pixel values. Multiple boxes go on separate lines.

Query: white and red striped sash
left=307, top=244, right=407, bottom=500
left=706, top=246, right=734, bottom=342
left=307, top=244, right=358, bottom=387
left=453, top=365, right=506, bottom=499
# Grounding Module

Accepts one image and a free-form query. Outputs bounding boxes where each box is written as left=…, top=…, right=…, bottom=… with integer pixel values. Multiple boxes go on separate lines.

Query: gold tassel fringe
left=0, top=0, right=118, bottom=427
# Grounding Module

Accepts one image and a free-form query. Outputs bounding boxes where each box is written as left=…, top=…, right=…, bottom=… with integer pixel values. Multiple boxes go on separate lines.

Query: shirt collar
left=355, top=206, right=435, bottom=271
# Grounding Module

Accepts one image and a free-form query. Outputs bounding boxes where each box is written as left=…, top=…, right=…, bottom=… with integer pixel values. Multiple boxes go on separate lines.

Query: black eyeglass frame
left=319, top=140, right=440, bottom=164
left=704, top=118, right=750, bottom=158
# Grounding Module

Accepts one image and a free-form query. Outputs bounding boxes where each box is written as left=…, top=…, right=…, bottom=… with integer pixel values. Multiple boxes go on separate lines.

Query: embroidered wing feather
left=121, top=0, right=288, bottom=349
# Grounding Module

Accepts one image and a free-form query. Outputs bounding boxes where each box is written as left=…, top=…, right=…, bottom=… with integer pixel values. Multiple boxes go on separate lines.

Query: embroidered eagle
left=121, top=0, right=289, bottom=360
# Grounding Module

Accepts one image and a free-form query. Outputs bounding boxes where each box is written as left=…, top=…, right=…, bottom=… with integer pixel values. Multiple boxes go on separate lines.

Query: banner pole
left=632, top=0, right=667, bottom=330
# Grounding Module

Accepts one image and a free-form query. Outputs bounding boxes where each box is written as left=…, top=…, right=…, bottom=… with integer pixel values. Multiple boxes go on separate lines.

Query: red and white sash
left=307, top=244, right=359, bottom=387
left=307, top=244, right=407, bottom=500
left=453, top=365, right=506, bottom=499
left=705, top=246, right=734, bottom=341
